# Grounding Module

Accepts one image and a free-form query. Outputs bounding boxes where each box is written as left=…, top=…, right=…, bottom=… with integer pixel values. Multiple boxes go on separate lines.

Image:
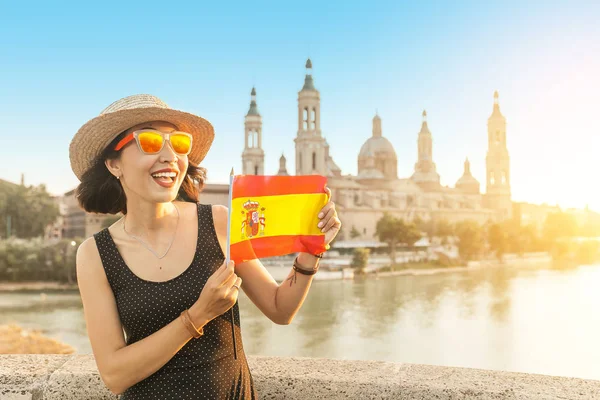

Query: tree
left=434, top=218, right=454, bottom=245
left=543, top=211, right=578, bottom=243
left=517, top=223, right=542, bottom=253
left=454, top=220, right=484, bottom=261
left=488, top=223, right=508, bottom=260
left=351, top=248, right=370, bottom=274
left=403, top=221, right=421, bottom=251
left=542, top=211, right=578, bottom=258
left=375, top=213, right=421, bottom=268
left=0, top=237, right=82, bottom=283
left=350, top=225, right=361, bottom=239
left=1, top=184, right=59, bottom=239
left=412, top=216, right=425, bottom=234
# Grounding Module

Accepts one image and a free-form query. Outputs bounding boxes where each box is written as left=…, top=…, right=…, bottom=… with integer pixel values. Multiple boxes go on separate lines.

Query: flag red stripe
left=230, top=235, right=326, bottom=264
left=232, top=175, right=327, bottom=198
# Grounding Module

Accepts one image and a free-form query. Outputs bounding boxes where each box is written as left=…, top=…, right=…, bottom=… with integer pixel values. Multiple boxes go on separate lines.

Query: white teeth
left=151, top=172, right=177, bottom=178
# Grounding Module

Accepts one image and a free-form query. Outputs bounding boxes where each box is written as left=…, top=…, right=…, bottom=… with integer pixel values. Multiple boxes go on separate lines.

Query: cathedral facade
left=240, top=59, right=512, bottom=241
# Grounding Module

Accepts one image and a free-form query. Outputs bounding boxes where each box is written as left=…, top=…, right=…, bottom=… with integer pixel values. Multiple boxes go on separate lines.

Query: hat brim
left=69, top=107, right=215, bottom=180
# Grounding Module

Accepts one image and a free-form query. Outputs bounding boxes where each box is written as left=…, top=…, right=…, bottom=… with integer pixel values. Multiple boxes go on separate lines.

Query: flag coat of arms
left=227, top=175, right=329, bottom=264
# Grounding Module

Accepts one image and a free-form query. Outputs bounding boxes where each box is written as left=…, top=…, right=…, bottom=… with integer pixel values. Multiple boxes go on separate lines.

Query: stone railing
left=1, top=354, right=599, bottom=399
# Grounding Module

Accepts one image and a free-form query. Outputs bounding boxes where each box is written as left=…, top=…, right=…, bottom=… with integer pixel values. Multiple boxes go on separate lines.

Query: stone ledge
left=1, top=354, right=599, bottom=399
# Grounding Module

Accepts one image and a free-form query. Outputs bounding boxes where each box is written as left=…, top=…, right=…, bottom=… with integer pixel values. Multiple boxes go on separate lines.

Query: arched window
left=490, top=171, right=495, bottom=185
left=303, top=108, right=308, bottom=130
left=312, top=152, right=316, bottom=170
left=299, top=152, right=302, bottom=170
left=311, top=107, right=316, bottom=130
left=495, top=130, right=501, bottom=144
left=501, top=170, right=507, bottom=184
left=254, top=165, right=258, bottom=175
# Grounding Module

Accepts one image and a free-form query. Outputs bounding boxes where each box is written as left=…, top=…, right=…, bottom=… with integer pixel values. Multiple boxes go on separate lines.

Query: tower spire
left=372, top=112, right=382, bottom=137
left=302, top=58, right=316, bottom=91
left=247, top=87, right=259, bottom=116
left=491, top=90, right=503, bottom=117
left=277, top=153, right=289, bottom=176
left=420, top=110, right=430, bottom=134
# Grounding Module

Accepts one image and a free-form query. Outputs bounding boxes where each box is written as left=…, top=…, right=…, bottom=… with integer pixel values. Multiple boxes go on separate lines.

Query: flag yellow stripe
left=229, top=193, right=327, bottom=245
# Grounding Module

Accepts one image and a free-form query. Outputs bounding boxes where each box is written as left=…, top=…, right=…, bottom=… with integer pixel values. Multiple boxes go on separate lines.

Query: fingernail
left=318, top=222, right=323, bottom=228
left=318, top=213, right=324, bottom=218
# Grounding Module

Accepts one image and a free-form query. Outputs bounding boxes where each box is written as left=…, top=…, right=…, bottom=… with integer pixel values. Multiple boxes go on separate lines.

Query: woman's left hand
left=317, top=187, right=341, bottom=246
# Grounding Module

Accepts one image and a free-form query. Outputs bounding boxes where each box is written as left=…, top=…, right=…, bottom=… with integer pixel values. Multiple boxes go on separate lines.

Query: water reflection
left=2, top=263, right=600, bottom=381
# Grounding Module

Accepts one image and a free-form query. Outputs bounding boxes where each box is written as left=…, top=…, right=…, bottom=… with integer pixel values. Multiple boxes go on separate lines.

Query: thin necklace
left=122, top=203, right=180, bottom=269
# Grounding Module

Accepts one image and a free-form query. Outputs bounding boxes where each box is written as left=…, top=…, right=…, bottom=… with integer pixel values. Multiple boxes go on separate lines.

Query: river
left=1, top=262, right=599, bottom=381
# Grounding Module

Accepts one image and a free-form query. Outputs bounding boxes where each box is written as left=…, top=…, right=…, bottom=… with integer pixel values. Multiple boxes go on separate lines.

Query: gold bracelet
left=180, top=310, right=203, bottom=339
left=185, top=309, right=204, bottom=337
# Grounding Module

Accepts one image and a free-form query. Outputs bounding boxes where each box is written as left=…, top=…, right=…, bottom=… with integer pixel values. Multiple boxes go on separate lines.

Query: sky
left=0, top=0, right=599, bottom=210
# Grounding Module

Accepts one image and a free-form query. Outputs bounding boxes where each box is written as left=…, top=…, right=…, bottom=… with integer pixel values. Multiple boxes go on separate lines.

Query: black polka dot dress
left=93, top=203, right=258, bottom=399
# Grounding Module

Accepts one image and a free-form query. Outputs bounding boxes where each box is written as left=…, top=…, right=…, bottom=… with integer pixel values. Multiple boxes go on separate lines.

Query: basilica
left=241, top=59, right=512, bottom=241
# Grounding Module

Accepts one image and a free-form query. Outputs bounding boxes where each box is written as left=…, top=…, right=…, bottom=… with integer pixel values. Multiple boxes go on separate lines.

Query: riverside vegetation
left=1, top=181, right=599, bottom=284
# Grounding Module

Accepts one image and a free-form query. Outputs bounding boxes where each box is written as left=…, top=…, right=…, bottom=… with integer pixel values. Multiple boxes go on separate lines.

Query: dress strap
left=93, top=228, right=125, bottom=293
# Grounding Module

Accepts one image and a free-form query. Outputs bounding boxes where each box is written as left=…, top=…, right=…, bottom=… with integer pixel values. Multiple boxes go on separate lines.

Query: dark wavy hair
left=75, top=130, right=207, bottom=215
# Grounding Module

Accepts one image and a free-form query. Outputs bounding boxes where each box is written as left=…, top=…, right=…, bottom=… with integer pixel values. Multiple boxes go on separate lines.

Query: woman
left=71, top=94, right=341, bottom=399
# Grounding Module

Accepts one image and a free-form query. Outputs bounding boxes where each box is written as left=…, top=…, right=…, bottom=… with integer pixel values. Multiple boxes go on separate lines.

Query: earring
left=116, top=175, right=120, bottom=180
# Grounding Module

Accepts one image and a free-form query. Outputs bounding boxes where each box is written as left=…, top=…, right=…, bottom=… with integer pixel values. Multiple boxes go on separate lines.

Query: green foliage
left=349, top=225, right=361, bottom=239
left=351, top=247, right=370, bottom=274
left=488, top=223, right=508, bottom=260
left=0, top=183, right=60, bottom=239
left=423, top=218, right=454, bottom=244
left=543, top=211, right=578, bottom=244
left=375, top=213, right=421, bottom=266
left=0, top=237, right=83, bottom=283
left=454, top=220, right=484, bottom=261
left=434, top=218, right=454, bottom=238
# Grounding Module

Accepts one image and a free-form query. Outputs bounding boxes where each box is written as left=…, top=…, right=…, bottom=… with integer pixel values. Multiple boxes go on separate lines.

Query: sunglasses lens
left=138, top=132, right=164, bottom=153
left=170, top=134, right=192, bottom=154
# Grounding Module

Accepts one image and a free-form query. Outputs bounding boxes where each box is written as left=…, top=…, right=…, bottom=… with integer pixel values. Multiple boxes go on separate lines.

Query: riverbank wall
left=1, top=354, right=598, bottom=399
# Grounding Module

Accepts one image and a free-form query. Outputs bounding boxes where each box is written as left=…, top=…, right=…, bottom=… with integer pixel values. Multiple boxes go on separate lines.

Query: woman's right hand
left=193, top=260, right=242, bottom=322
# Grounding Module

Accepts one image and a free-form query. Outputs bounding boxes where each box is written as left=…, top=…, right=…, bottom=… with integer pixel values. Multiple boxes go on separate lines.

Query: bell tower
left=411, top=110, right=441, bottom=191
left=242, top=87, right=264, bottom=175
left=484, top=91, right=512, bottom=218
left=294, top=58, right=327, bottom=175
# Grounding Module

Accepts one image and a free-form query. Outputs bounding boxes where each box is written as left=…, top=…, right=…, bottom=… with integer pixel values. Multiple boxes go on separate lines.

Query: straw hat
left=69, top=94, right=215, bottom=180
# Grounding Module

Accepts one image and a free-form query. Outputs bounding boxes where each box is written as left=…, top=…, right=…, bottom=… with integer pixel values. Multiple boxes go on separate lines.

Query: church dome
left=358, top=136, right=397, bottom=159
left=456, top=174, right=479, bottom=186
left=456, top=175, right=479, bottom=187
left=357, top=113, right=398, bottom=181
left=455, top=158, right=480, bottom=194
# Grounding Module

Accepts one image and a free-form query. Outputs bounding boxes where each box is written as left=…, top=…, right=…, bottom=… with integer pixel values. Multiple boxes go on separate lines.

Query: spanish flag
left=228, top=175, right=329, bottom=264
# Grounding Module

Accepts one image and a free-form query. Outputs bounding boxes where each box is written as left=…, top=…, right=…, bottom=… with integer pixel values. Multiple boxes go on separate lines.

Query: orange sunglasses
left=114, top=129, right=193, bottom=155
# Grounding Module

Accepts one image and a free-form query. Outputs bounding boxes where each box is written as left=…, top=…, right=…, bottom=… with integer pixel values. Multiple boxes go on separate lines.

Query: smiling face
left=105, top=121, right=190, bottom=204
